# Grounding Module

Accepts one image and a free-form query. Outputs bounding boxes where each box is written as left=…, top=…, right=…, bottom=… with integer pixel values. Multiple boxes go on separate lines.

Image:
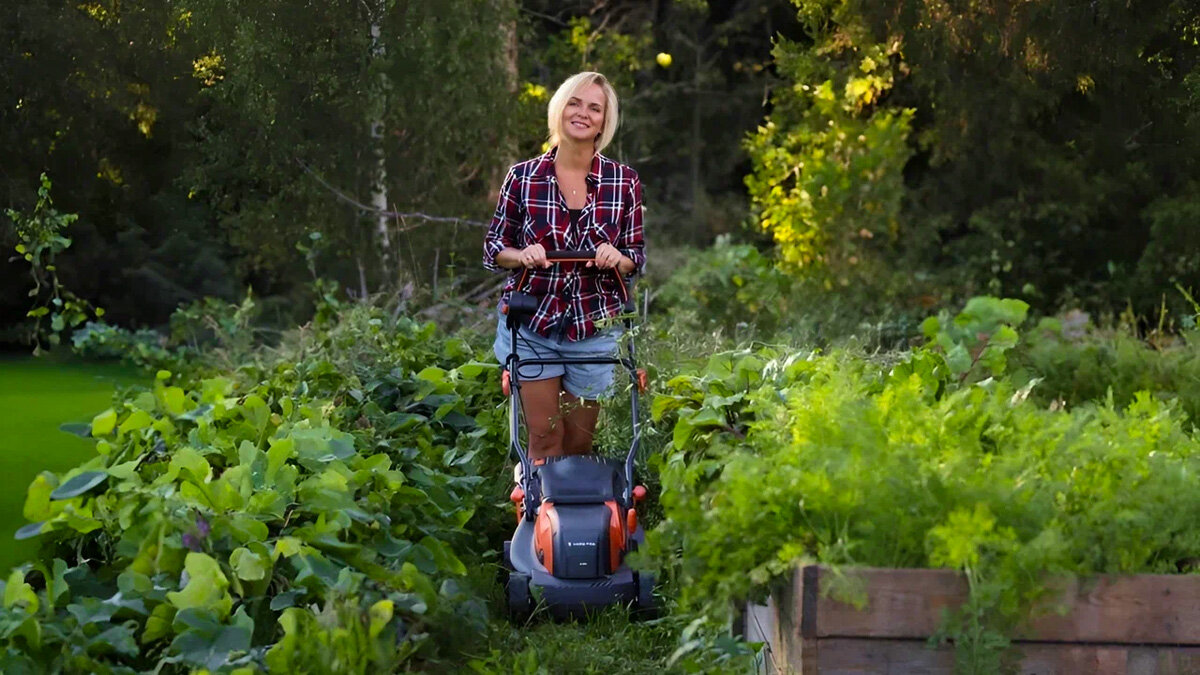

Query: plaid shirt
left=483, top=148, right=646, bottom=341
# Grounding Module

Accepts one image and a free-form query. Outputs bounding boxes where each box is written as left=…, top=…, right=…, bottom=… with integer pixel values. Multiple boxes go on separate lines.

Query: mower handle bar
left=513, top=249, right=632, bottom=308
left=545, top=249, right=596, bottom=261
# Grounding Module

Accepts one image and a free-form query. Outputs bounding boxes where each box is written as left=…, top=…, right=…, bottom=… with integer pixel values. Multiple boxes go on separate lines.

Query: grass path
left=0, top=356, right=140, bottom=570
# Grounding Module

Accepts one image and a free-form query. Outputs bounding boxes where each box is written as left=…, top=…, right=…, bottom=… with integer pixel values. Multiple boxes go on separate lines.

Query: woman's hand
left=589, top=243, right=624, bottom=270
left=589, top=242, right=634, bottom=273
left=519, top=243, right=550, bottom=268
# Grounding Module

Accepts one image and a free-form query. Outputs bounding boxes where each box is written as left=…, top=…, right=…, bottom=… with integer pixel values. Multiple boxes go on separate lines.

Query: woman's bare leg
left=520, top=377, right=566, bottom=460
left=561, top=392, right=601, bottom=455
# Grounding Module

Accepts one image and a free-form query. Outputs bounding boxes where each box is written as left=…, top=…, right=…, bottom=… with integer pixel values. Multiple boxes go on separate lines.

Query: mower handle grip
left=545, top=249, right=596, bottom=262
left=511, top=248, right=634, bottom=313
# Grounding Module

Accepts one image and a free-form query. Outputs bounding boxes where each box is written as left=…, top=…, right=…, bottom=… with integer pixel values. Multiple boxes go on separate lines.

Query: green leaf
left=4, top=570, right=38, bottom=613
left=990, top=324, right=1019, bottom=350
left=273, top=537, right=304, bottom=559
left=46, top=559, right=70, bottom=607
left=58, top=422, right=91, bottom=438
left=87, top=624, right=138, bottom=657
left=268, top=589, right=302, bottom=611
left=23, top=472, right=55, bottom=521
left=160, top=386, right=188, bottom=416
left=399, top=562, right=436, bottom=611
left=107, top=459, right=141, bottom=480
left=166, top=552, right=232, bottom=619
left=291, top=427, right=356, bottom=465
left=419, top=535, right=467, bottom=576
left=168, top=607, right=253, bottom=671
left=50, top=470, right=107, bottom=500
left=90, top=409, right=118, bottom=437
left=438, top=410, right=476, bottom=430
left=67, top=596, right=119, bottom=625
left=142, top=603, right=176, bottom=644
left=118, top=409, right=154, bottom=436
left=672, top=418, right=696, bottom=449
left=687, top=406, right=727, bottom=428
left=456, top=361, right=498, bottom=379
left=229, top=546, right=269, bottom=581
left=227, top=514, right=269, bottom=544
left=168, top=447, right=212, bottom=484
left=416, top=366, right=448, bottom=383
left=117, top=570, right=153, bottom=599
left=14, top=522, right=45, bottom=540
left=266, top=437, right=295, bottom=484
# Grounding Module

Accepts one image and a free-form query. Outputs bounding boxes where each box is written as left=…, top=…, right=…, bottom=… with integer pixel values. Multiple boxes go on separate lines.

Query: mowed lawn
left=0, top=356, right=140, bottom=571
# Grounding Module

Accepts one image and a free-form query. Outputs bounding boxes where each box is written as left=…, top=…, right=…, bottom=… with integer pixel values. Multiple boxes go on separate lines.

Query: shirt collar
left=532, top=145, right=603, bottom=186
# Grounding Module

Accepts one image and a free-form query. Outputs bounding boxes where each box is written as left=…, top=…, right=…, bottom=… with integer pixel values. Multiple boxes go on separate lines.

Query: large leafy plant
left=2, top=306, right=507, bottom=673
left=647, top=297, right=1200, bottom=672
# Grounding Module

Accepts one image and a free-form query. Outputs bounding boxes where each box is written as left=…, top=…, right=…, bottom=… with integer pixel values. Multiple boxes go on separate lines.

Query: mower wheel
left=633, top=571, right=658, bottom=620
left=505, top=571, right=533, bottom=622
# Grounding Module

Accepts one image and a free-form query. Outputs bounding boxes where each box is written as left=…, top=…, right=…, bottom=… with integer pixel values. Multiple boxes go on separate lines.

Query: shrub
left=1, top=305, right=509, bottom=672
left=647, top=306, right=1200, bottom=672
left=653, top=237, right=795, bottom=337
left=1014, top=314, right=1200, bottom=426
left=653, top=236, right=927, bottom=345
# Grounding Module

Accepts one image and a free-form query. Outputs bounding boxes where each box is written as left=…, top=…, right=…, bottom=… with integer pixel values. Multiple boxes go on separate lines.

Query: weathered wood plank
left=1021, top=574, right=1200, bottom=644
left=810, top=567, right=968, bottom=640
left=810, top=638, right=954, bottom=674
left=806, top=566, right=1200, bottom=645
left=808, top=639, right=1200, bottom=675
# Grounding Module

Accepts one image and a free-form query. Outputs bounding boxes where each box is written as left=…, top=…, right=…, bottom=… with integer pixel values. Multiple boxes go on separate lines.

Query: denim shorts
left=493, top=312, right=622, bottom=400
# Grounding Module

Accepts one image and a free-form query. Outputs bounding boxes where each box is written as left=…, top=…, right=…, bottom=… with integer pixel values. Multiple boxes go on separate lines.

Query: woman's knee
left=527, top=415, right=563, bottom=450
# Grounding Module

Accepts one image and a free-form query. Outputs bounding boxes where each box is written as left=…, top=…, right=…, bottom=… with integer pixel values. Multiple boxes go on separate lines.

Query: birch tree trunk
left=368, top=3, right=392, bottom=279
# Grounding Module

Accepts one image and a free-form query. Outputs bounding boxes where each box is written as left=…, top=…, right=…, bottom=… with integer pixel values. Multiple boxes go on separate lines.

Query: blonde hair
left=546, top=72, right=620, bottom=153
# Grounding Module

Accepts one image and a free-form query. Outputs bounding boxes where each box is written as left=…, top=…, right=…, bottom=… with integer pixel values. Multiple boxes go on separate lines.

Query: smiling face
left=560, top=82, right=607, bottom=147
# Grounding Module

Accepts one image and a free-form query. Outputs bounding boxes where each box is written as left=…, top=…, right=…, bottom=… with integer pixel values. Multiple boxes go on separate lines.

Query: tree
left=179, top=0, right=521, bottom=294
left=0, top=1, right=237, bottom=337
left=744, top=9, right=912, bottom=286
left=748, top=0, right=1200, bottom=313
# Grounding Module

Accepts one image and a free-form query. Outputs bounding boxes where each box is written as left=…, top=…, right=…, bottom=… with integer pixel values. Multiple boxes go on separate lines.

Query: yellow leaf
left=368, top=599, right=394, bottom=637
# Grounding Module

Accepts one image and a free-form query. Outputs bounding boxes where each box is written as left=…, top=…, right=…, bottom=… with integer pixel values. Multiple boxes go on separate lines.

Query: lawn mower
left=498, top=250, right=656, bottom=621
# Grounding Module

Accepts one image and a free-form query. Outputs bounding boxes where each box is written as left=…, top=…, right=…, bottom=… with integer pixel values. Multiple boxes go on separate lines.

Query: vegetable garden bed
left=746, top=565, right=1200, bottom=674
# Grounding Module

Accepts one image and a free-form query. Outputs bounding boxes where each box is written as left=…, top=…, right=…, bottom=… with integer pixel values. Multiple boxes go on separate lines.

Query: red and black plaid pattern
left=483, top=147, right=646, bottom=342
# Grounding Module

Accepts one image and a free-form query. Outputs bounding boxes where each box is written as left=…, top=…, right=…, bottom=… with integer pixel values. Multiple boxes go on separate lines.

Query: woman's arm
left=615, top=170, right=645, bottom=275
left=495, top=245, right=550, bottom=269
left=483, top=166, right=523, bottom=272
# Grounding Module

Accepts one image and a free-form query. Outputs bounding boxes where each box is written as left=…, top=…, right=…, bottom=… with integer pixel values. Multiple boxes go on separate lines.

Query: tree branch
left=297, top=160, right=490, bottom=228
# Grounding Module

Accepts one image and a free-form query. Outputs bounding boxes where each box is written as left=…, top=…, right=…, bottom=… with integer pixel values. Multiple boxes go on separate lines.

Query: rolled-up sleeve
left=483, top=166, right=522, bottom=272
left=617, top=171, right=645, bottom=274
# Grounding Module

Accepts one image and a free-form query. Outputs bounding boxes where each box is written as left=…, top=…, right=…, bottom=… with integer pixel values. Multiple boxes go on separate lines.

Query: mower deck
left=507, top=517, right=647, bottom=619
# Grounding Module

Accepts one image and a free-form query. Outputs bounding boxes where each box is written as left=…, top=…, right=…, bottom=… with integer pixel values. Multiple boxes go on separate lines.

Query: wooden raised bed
left=743, top=565, right=1200, bottom=674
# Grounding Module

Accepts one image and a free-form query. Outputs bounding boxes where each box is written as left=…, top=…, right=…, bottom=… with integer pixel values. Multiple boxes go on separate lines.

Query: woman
left=483, top=71, right=645, bottom=460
